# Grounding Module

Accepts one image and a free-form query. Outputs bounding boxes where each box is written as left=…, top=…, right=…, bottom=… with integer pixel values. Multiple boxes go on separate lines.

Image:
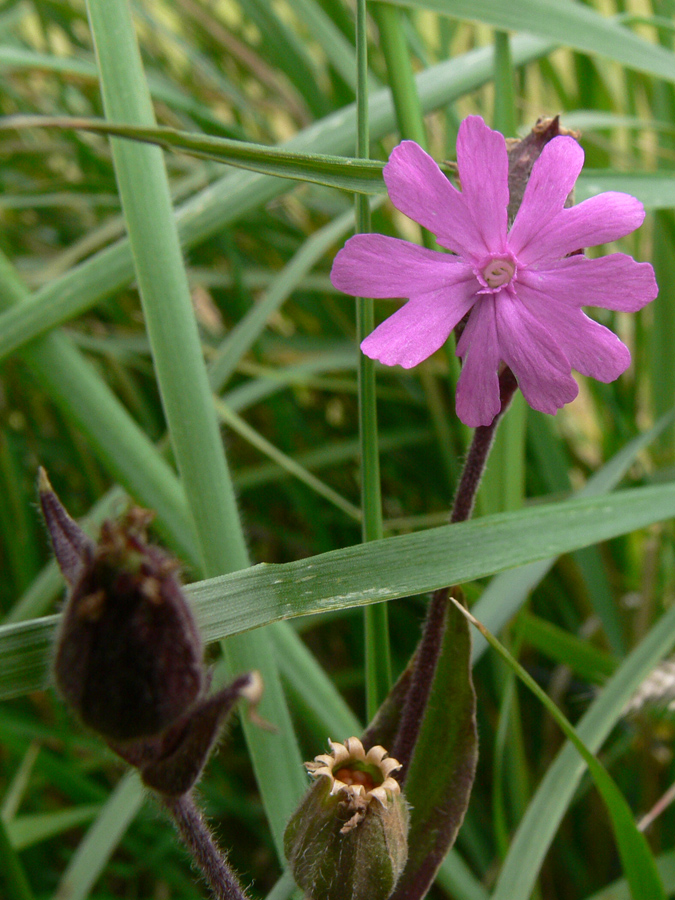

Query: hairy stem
left=451, top=369, right=519, bottom=524
left=164, top=793, right=248, bottom=900
left=391, top=586, right=451, bottom=781
left=389, top=375, right=519, bottom=777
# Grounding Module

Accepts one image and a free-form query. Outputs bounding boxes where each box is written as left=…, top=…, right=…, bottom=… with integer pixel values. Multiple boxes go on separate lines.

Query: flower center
left=482, top=258, right=515, bottom=288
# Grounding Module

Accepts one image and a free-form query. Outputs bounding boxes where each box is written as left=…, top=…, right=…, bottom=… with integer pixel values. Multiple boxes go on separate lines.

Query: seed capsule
left=284, top=738, right=409, bottom=900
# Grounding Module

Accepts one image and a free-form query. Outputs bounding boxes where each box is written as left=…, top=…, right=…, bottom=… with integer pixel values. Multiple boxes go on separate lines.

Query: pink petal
left=455, top=296, right=502, bottom=427
left=360, top=283, right=478, bottom=369
left=514, top=193, right=645, bottom=266
left=456, top=116, right=509, bottom=253
left=494, top=290, right=579, bottom=415
left=518, top=253, right=657, bottom=312
left=330, top=234, right=473, bottom=298
left=516, top=284, right=630, bottom=381
left=508, top=136, right=584, bottom=259
left=383, top=141, right=488, bottom=260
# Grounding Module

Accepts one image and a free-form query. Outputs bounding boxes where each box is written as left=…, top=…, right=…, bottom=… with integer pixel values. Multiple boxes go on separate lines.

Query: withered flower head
left=285, top=737, right=409, bottom=900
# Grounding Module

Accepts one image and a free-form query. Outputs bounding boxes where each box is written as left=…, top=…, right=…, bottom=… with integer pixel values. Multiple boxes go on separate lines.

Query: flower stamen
left=482, top=258, right=515, bottom=288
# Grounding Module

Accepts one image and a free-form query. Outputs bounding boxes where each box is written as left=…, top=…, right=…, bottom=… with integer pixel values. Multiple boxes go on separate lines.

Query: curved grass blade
left=0, top=116, right=387, bottom=194
left=453, top=599, right=665, bottom=900
left=471, top=415, right=673, bottom=665
left=577, top=171, right=675, bottom=207
left=585, top=850, right=675, bottom=900
left=8, top=805, right=102, bottom=852
left=374, top=0, right=675, bottom=86
left=52, top=772, right=145, bottom=900
left=0, top=34, right=553, bottom=365
left=4, top=480, right=675, bottom=700
left=490, top=601, right=675, bottom=900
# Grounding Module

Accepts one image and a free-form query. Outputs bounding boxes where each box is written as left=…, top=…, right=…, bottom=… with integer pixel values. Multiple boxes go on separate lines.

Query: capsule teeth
left=285, top=736, right=410, bottom=900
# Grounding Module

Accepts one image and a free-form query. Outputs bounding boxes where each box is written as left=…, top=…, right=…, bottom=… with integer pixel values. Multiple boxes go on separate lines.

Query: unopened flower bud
left=284, top=737, right=409, bottom=900
left=40, top=470, right=265, bottom=798
left=40, top=469, right=204, bottom=743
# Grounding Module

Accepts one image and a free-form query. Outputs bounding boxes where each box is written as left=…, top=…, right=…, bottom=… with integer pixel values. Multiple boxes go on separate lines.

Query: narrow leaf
left=0, top=116, right=387, bottom=194
left=457, top=601, right=665, bottom=900
left=4, top=482, right=675, bottom=699
left=374, top=0, right=675, bottom=86
left=391, top=593, right=477, bottom=900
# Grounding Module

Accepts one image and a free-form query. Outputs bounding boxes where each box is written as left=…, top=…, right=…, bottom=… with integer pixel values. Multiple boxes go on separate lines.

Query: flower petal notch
left=285, top=737, right=409, bottom=900
left=330, top=116, right=658, bottom=427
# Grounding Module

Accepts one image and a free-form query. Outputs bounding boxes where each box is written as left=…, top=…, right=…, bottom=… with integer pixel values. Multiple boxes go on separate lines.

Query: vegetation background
left=2, top=1, right=675, bottom=899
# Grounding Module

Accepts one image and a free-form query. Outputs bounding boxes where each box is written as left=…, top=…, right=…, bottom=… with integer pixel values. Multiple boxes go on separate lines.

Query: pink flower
left=330, top=116, right=657, bottom=427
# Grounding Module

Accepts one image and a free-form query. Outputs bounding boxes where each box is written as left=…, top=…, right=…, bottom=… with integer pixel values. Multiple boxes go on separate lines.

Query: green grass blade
left=471, top=416, right=672, bottom=664
left=85, top=0, right=304, bottom=857
left=0, top=253, right=197, bottom=562
left=490, top=599, right=675, bottom=900
left=8, top=805, right=102, bottom=852
left=215, top=399, right=361, bottom=521
left=208, top=205, right=374, bottom=392
left=515, top=612, right=618, bottom=683
left=458, top=601, right=666, bottom=900
left=52, top=772, right=145, bottom=900
left=0, top=816, right=34, bottom=900
left=0, top=35, right=552, bottom=364
left=373, top=0, right=675, bottom=85
left=6, top=481, right=675, bottom=700
left=577, top=171, right=675, bottom=207
left=585, top=850, right=675, bottom=900
left=0, top=117, right=389, bottom=193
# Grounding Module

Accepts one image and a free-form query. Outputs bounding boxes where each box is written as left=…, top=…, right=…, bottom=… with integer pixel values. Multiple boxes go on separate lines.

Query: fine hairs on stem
left=451, top=369, right=519, bottom=524
left=388, top=375, right=519, bottom=782
left=390, top=586, right=451, bottom=781
left=164, top=793, right=249, bottom=900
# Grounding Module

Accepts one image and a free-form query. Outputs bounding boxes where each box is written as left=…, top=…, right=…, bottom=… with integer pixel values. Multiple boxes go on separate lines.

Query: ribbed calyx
left=284, top=737, right=409, bottom=900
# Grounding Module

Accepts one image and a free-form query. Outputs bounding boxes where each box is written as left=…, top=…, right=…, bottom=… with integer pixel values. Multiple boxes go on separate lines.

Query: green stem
left=479, top=31, right=525, bottom=515
left=85, top=0, right=304, bottom=858
left=359, top=0, right=435, bottom=720
left=355, top=0, right=391, bottom=721
left=371, top=3, right=427, bottom=148
left=492, top=31, right=517, bottom=138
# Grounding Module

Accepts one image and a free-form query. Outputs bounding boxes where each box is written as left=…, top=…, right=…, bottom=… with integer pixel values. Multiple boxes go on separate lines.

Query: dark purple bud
left=40, top=472, right=204, bottom=743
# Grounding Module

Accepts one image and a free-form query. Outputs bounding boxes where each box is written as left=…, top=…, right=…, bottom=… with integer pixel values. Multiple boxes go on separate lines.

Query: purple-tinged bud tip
left=39, top=467, right=95, bottom=588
